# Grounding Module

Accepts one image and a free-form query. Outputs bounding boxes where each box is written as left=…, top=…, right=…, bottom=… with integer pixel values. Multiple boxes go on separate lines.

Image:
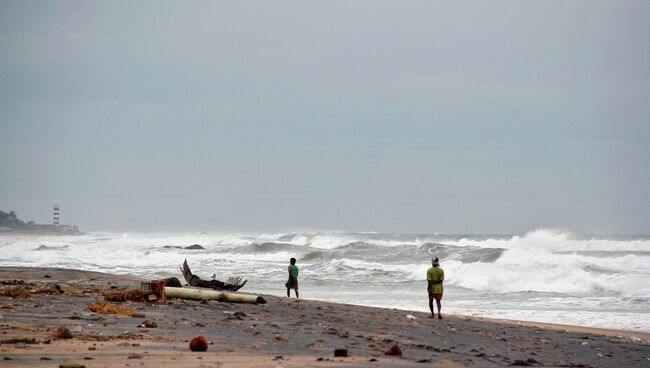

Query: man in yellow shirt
left=427, top=257, right=444, bottom=319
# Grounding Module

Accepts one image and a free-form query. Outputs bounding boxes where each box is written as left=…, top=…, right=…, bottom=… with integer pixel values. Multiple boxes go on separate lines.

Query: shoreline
left=1, top=266, right=649, bottom=367
left=304, top=297, right=650, bottom=339
left=4, top=266, right=648, bottom=337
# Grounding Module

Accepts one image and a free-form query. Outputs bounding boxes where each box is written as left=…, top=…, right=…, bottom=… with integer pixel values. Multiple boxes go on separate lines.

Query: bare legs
left=287, top=288, right=299, bottom=298
left=428, top=295, right=442, bottom=319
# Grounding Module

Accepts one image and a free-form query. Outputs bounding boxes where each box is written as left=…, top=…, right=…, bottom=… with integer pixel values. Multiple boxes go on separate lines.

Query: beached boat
left=180, top=259, right=247, bottom=291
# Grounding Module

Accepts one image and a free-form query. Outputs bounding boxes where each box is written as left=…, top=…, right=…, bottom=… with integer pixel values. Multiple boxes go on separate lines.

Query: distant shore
left=0, top=227, right=83, bottom=236
left=0, top=266, right=649, bottom=367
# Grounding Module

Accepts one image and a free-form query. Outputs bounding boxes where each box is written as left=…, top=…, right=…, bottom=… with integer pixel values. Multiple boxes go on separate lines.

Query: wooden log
left=164, top=287, right=266, bottom=304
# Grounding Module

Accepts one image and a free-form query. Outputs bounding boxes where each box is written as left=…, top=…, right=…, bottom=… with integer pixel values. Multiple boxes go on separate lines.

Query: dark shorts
left=428, top=290, right=443, bottom=300
left=285, top=277, right=298, bottom=290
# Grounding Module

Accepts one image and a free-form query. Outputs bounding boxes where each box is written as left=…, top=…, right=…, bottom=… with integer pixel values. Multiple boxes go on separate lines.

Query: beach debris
left=274, top=335, right=288, bottom=343
left=165, top=286, right=266, bottom=304
left=1, top=303, right=14, bottom=309
left=189, top=336, right=208, bottom=351
left=384, top=344, right=403, bottom=357
left=139, top=280, right=167, bottom=303
left=56, top=326, right=73, bottom=339
left=138, top=320, right=157, bottom=328
left=406, top=314, right=417, bottom=321
left=0, top=285, right=31, bottom=298
left=87, top=299, right=135, bottom=316
left=334, top=348, right=349, bottom=357
left=59, top=364, right=86, bottom=368
left=162, top=277, right=182, bottom=287
left=1, top=338, right=38, bottom=344
left=509, top=358, right=539, bottom=366
left=128, top=353, right=143, bottom=359
left=181, top=259, right=247, bottom=291
left=1, top=279, right=28, bottom=285
left=35, top=285, right=64, bottom=294
left=234, top=311, right=247, bottom=319
left=102, top=288, right=147, bottom=302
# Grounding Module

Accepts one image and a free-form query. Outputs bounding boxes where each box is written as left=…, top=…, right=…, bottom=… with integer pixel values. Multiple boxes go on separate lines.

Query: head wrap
left=432, top=257, right=439, bottom=267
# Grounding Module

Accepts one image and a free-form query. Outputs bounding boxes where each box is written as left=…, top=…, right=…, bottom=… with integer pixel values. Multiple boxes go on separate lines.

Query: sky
left=1, top=1, right=649, bottom=234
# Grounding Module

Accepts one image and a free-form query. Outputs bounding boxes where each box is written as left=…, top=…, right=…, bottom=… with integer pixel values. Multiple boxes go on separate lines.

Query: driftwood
left=181, top=259, right=247, bottom=291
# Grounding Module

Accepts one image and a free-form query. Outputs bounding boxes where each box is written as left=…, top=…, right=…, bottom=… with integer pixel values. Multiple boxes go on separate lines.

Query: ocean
left=1, top=229, right=649, bottom=332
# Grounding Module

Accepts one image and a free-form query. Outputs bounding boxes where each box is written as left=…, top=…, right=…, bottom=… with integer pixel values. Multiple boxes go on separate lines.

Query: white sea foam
left=1, top=229, right=649, bottom=331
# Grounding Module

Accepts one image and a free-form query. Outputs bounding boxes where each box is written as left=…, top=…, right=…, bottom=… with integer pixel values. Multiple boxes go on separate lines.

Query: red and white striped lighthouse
left=53, top=205, right=60, bottom=226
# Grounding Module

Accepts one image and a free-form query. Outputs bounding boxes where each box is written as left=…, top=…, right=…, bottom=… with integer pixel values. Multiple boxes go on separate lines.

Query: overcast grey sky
left=1, top=1, right=648, bottom=234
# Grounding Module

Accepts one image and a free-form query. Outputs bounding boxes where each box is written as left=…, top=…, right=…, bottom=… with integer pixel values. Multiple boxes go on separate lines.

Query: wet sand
left=1, top=267, right=649, bottom=367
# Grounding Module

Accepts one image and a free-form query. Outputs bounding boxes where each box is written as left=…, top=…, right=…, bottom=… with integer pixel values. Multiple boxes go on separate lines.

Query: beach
left=1, top=267, right=649, bottom=367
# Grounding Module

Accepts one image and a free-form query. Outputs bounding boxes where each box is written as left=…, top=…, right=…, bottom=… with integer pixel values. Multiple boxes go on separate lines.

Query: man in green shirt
left=286, top=257, right=299, bottom=298
left=427, top=257, right=444, bottom=319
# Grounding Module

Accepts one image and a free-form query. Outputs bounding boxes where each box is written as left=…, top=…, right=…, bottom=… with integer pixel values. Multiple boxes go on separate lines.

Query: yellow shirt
left=427, top=266, right=444, bottom=294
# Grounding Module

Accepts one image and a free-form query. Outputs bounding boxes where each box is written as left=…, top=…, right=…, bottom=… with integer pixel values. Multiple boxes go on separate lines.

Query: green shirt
left=288, top=264, right=299, bottom=278
left=427, top=266, right=444, bottom=294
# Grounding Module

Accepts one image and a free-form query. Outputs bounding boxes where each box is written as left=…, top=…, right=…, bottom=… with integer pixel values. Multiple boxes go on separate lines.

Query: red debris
left=56, top=326, right=73, bottom=339
left=189, top=336, right=208, bottom=352
left=384, top=344, right=402, bottom=357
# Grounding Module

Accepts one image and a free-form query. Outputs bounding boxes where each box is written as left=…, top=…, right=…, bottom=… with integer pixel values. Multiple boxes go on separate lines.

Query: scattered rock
left=40, top=357, right=52, bottom=360
left=189, top=336, right=208, bottom=352
left=1, top=338, right=37, bottom=344
left=59, top=364, right=86, bottom=368
left=138, top=320, right=157, bottom=328
left=334, top=348, right=349, bottom=357
left=56, top=326, right=73, bottom=339
left=384, top=344, right=403, bottom=357
left=369, top=358, right=378, bottom=362
left=185, top=244, right=205, bottom=250
left=43, top=275, right=51, bottom=278
left=162, top=277, right=182, bottom=287
left=1, top=304, right=14, bottom=309
left=510, top=358, right=539, bottom=366
left=128, top=354, right=143, bottom=359
left=274, top=335, right=288, bottom=343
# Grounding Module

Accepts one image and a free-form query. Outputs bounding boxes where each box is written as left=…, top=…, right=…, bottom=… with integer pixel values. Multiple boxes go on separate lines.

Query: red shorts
left=428, top=291, right=443, bottom=300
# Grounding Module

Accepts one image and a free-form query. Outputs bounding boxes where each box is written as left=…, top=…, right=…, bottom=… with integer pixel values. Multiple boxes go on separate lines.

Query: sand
left=1, top=267, right=649, bottom=367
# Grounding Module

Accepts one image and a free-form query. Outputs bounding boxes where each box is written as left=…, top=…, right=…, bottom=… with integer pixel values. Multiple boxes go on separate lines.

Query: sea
left=1, top=229, right=649, bottom=333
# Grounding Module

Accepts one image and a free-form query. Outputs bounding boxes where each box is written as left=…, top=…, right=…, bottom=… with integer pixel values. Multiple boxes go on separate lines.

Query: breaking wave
left=1, top=229, right=649, bottom=331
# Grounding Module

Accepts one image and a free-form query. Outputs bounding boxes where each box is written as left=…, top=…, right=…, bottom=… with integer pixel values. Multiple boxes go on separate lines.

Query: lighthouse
left=53, top=205, right=60, bottom=226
